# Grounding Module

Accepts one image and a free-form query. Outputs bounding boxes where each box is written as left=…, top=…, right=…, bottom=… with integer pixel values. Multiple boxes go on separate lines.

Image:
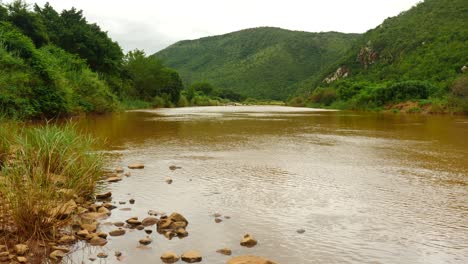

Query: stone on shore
left=128, top=163, right=144, bottom=169
left=49, top=250, right=66, bottom=261
left=14, top=244, right=28, bottom=255
left=240, top=234, right=257, bottom=247
left=227, top=256, right=278, bottom=264
left=181, top=250, right=202, bottom=263
left=161, top=251, right=180, bottom=263
left=96, top=192, right=112, bottom=199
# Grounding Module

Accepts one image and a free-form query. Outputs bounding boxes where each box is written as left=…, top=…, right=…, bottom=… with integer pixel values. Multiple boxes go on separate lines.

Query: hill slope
left=300, top=0, right=467, bottom=96
left=155, top=27, right=360, bottom=100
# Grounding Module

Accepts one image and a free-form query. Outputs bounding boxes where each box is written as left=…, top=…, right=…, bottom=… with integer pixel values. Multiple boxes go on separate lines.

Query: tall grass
left=0, top=122, right=103, bottom=239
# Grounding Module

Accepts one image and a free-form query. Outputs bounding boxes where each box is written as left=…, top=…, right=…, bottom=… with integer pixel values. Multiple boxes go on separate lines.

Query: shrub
left=0, top=123, right=103, bottom=239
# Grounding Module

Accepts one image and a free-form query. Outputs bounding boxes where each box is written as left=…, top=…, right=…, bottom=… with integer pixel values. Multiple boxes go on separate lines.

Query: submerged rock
left=227, top=256, right=278, bottom=264
left=216, top=248, right=232, bottom=256
left=296, top=228, right=306, bottom=234
left=97, top=252, right=108, bottom=259
left=161, top=251, right=180, bottom=263
left=240, top=234, right=257, bottom=247
left=115, top=251, right=122, bottom=257
left=215, top=218, right=222, bottom=223
left=169, top=165, right=181, bottom=170
left=165, top=177, right=173, bottom=184
left=128, top=163, right=144, bottom=169
left=181, top=250, right=202, bottom=263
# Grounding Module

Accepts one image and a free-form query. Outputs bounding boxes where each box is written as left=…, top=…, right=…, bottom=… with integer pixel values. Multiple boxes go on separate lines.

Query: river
left=70, top=106, right=468, bottom=264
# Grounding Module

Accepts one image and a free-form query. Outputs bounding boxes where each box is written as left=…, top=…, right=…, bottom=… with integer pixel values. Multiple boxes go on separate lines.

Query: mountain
left=155, top=27, right=360, bottom=100
left=303, top=0, right=467, bottom=94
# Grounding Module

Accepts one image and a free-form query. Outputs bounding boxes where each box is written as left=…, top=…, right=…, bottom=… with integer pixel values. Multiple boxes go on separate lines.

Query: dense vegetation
left=290, top=0, right=468, bottom=113
left=0, top=1, right=193, bottom=119
left=156, top=27, right=360, bottom=100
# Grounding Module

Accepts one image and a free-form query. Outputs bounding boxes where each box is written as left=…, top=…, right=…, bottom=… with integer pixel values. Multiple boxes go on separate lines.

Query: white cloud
left=5, top=0, right=422, bottom=53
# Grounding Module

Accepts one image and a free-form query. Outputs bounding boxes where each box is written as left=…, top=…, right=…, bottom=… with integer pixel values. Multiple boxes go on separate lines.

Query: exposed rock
left=216, top=248, right=232, bottom=256
left=81, top=212, right=108, bottom=220
left=109, top=228, right=126, bottom=236
left=17, top=256, right=27, bottom=263
left=89, top=236, right=107, bottom=246
left=136, top=225, right=145, bottom=230
left=89, top=257, right=96, bottom=261
left=81, top=223, right=97, bottom=233
left=124, top=172, right=131, bottom=177
left=102, top=203, right=117, bottom=210
left=227, top=256, right=278, bottom=264
left=49, top=250, right=66, bottom=261
left=107, top=176, right=122, bottom=183
left=98, top=206, right=111, bottom=215
left=97, top=232, right=108, bottom=239
left=165, top=177, right=173, bottom=184
left=215, top=218, right=222, bottom=223
left=145, top=229, right=153, bottom=234
left=76, top=229, right=90, bottom=238
left=128, top=163, right=144, bottom=169
left=51, top=246, right=70, bottom=253
left=175, top=227, right=188, bottom=238
left=115, top=251, right=122, bottom=257
left=296, top=229, right=306, bottom=234
left=161, top=251, right=180, bottom=263
left=240, top=234, right=257, bottom=247
left=129, top=198, right=135, bottom=204
left=115, top=167, right=124, bottom=173
left=126, top=217, right=141, bottom=226
left=119, top=207, right=132, bottom=211
left=181, top=250, right=202, bottom=263
left=168, top=212, right=188, bottom=224
left=97, top=252, right=108, bottom=259
left=58, top=235, right=76, bottom=244
left=462, top=65, right=468, bottom=72
left=96, top=192, right=112, bottom=200
left=139, top=237, right=152, bottom=245
left=141, top=217, right=159, bottom=227
left=113, top=221, right=125, bottom=227
left=14, top=244, right=28, bottom=255
left=323, top=66, right=350, bottom=84
left=119, top=201, right=126, bottom=205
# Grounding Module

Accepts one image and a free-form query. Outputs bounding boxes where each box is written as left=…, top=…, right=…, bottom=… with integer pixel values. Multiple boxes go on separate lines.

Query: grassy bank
left=0, top=120, right=103, bottom=242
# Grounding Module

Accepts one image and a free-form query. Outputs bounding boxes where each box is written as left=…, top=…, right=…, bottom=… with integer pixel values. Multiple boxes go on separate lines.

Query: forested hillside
left=292, top=0, right=467, bottom=113
left=156, top=27, right=360, bottom=100
left=0, top=1, right=185, bottom=118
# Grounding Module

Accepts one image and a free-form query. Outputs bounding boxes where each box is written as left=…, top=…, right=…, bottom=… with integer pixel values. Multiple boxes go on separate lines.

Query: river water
left=71, top=106, right=468, bottom=264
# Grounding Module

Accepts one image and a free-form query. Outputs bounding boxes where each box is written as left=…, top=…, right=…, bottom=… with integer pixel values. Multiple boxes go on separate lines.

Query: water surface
left=72, top=106, right=468, bottom=264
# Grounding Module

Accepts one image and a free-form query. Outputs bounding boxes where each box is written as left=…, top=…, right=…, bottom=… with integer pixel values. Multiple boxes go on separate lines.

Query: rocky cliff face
left=357, top=41, right=379, bottom=69
left=323, top=66, right=350, bottom=84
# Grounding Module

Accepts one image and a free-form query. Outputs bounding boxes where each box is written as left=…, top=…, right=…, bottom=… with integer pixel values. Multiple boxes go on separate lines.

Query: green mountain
left=155, top=27, right=360, bottom=100
left=295, top=0, right=467, bottom=110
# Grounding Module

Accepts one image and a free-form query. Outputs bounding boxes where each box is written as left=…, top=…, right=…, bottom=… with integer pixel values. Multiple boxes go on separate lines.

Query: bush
left=373, top=80, right=436, bottom=105
left=308, top=87, right=338, bottom=106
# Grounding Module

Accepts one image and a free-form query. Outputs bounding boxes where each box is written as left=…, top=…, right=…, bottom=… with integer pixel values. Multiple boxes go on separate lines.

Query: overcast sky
left=8, top=0, right=422, bottom=53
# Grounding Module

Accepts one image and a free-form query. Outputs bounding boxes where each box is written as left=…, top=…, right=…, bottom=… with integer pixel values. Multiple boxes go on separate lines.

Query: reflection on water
left=71, top=106, right=468, bottom=264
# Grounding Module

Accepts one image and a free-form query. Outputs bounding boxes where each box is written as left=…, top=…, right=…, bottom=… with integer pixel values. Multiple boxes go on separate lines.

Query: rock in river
left=109, top=228, right=126, bottom=236
left=128, top=163, right=144, bottom=169
left=240, top=234, right=257, bottom=247
left=181, top=250, right=202, bottom=263
left=96, top=191, right=112, bottom=200
left=141, top=217, right=159, bottom=227
left=161, top=251, right=180, bottom=263
left=227, top=255, right=278, bottom=264
left=89, top=236, right=107, bottom=246
left=296, top=228, right=306, bottom=234
left=139, top=237, right=152, bottom=245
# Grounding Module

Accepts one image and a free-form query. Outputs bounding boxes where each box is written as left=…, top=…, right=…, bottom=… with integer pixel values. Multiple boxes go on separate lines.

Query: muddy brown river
left=70, top=106, right=468, bottom=264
